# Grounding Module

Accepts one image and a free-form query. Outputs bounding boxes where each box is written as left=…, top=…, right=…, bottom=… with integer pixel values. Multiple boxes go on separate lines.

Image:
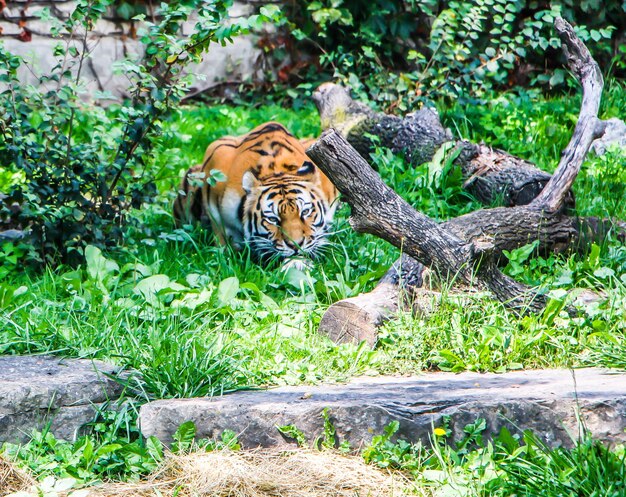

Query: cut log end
left=318, top=282, right=402, bottom=348
left=318, top=300, right=382, bottom=348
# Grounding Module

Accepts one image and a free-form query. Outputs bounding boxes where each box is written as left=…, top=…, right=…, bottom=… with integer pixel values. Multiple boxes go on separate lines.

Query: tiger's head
left=241, top=169, right=337, bottom=263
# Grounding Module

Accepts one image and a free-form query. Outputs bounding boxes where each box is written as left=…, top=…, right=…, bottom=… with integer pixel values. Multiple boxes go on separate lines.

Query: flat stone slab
left=0, top=355, right=124, bottom=443
left=140, top=368, right=626, bottom=449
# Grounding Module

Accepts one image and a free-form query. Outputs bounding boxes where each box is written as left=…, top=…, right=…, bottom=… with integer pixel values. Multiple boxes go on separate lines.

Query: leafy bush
left=0, top=0, right=280, bottom=265
left=277, top=0, right=623, bottom=108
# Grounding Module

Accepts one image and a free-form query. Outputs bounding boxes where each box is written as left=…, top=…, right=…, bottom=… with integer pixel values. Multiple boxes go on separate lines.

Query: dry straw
left=85, top=449, right=420, bottom=497
left=1, top=455, right=34, bottom=496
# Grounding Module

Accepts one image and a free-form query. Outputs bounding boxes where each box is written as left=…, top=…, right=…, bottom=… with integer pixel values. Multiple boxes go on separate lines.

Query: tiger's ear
left=242, top=170, right=259, bottom=194
left=297, top=160, right=316, bottom=176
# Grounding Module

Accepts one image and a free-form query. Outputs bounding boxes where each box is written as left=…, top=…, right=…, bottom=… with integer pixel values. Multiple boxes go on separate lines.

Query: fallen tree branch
left=309, top=17, right=610, bottom=346
left=308, top=129, right=547, bottom=312
left=313, top=87, right=575, bottom=210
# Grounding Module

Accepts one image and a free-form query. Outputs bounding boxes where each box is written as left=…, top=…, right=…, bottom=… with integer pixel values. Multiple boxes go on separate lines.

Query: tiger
left=173, top=122, right=338, bottom=268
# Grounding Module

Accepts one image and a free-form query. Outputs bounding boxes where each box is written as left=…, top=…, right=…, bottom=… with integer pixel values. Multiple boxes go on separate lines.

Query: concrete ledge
left=0, top=355, right=124, bottom=443
left=139, top=368, right=626, bottom=449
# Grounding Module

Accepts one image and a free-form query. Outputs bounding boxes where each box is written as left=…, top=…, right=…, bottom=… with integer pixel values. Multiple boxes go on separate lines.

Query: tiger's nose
left=285, top=237, right=304, bottom=250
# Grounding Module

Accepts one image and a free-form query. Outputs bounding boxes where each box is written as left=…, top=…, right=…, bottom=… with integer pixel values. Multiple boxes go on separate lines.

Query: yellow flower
left=433, top=428, right=447, bottom=437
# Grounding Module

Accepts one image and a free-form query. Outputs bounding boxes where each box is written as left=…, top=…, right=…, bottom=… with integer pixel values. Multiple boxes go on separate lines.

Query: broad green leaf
left=217, top=276, right=239, bottom=306
left=172, top=421, right=196, bottom=453
left=85, top=245, right=119, bottom=283
left=134, top=274, right=172, bottom=297
left=594, top=267, right=615, bottom=279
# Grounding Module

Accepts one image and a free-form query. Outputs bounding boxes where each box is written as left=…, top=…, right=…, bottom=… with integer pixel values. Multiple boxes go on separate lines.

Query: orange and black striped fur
left=173, top=122, right=338, bottom=264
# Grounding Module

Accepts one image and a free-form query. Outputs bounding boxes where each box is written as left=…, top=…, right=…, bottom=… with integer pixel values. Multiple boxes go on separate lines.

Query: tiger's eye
left=266, top=215, right=280, bottom=225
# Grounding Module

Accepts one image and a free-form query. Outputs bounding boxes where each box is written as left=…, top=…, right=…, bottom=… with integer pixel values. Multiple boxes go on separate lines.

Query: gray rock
left=3, top=1, right=265, bottom=99
left=0, top=356, right=124, bottom=443
left=0, top=21, right=22, bottom=36
left=140, top=368, right=626, bottom=450
left=591, top=118, right=626, bottom=155
left=0, top=230, right=25, bottom=241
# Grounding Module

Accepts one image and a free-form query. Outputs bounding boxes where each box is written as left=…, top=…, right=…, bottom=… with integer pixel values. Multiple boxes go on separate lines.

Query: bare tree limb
left=309, top=17, right=611, bottom=346
left=308, top=130, right=547, bottom=314
left=531, top=18, right=607, bottom=213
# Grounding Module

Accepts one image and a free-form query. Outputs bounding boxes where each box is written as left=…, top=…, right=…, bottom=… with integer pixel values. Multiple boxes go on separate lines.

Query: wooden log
left=530, top=17, right=607, bottom=213
left=465, top=144, right=562, bottom=207
left=309, top=18, right=608, bottom=346
left=319, top=282, right=403, bottom=348
left=312, top=86, right=574, bottom=210
left=319, top=254, right=430, bottom=346
left=308, top=129, right=549, bottom=311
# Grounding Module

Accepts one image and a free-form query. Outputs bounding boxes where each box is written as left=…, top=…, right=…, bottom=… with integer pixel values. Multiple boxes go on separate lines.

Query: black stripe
left=237, top=196, right=245, bottom=223
left=245, top=146, right=270, bottom=156
left=263, top=177, right=307, bottom=188
left=270, top=140, right=295, bottom=154
left=200, top=142, right=237, bottom=169
left=191, top=189, right=203, bottom=220
left=239, top=123, right=293, bottom=145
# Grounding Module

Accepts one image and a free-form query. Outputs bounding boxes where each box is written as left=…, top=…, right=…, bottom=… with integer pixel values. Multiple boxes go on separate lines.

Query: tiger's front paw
left=281, top=256, right=313, bottom=272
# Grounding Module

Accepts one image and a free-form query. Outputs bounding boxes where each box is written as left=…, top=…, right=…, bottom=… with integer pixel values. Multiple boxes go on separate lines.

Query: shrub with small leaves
left=0, top=0, right=281, bottom=265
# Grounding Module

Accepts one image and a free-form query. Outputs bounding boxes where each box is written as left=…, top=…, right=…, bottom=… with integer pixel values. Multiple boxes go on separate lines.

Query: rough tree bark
left=308, top=18, right=611, bottom=347
left=312, top=83, right=574, bottom=209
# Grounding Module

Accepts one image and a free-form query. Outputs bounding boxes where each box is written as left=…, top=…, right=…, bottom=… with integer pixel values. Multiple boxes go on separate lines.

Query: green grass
left=2, top=85, right=626, bottom=489
left=364, top=419, right=626, bottom=497
left=2, top=88, right=626, bottom=399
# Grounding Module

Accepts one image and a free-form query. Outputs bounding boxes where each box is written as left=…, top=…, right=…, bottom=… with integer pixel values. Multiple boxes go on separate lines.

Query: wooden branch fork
left=307, top=18, right=611, bottom=347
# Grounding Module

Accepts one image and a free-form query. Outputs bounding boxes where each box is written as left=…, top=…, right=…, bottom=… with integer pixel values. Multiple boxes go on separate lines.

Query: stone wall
left=0, top=0, right=265, bottom=99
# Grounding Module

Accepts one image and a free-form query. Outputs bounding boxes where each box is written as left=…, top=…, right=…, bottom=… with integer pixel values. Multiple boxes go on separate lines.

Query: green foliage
left=170, top=421, right=240, bottom=453
left=362, top=421, right=427, bottom=472
left=2, top=415, right=242, bottom=489
left=498, top=432, right=626, bottom=497
left=278, top=409, right=348, bottom=451
left=316, top=407, right=338, bottom=450
left=0, top=241, right=27, bottom=280
left=277, top=424, right=308, bottom=447
left=503, top=241, right=542, bottom=278
left=171, top=421, right=196, bottom=453
left=2, top=404, right=162, bottom=484
left=370, top=140, right=479, bottom=221
left=362, top=420, right=626, bottom=496
left=279, top=0, right=623, bottom=108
